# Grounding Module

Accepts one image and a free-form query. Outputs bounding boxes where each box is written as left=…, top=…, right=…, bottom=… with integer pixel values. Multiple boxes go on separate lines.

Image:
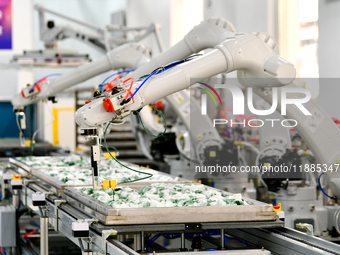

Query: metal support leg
left=220, top=229, right=225, bottom=250
left=134, top=234, right=141, bottom=251
left=181, top=232, right=185, bottom=249
left=40, top=216, right=49, bottom=255
left=12, top=190, right=18, bottom=208
left=117, top=234, right=126, bottom=242
left=141, top=230, right=145, bottom=252
left=178, top=231, right=188, bottom=251
left=1, top=165, right=5, bottom=199
left=54, top=200, right=66, bottom=231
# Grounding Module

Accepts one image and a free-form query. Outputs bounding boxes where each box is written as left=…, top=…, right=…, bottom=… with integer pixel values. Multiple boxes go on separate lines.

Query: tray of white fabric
left=62, top=183, right=276, bottom=225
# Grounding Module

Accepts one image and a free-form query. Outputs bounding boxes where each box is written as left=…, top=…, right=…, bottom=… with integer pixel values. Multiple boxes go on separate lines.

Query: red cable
left=332, top=117, right=340, bottom=125
left=123, top=77, right=135, bottom=102
left=105, top=74, right=122, bottom=92
left=22, top=229, right=37, bottom=239
left=36, top=77, right=47, bottom=85
left=32, top=77, right=48, bottom=93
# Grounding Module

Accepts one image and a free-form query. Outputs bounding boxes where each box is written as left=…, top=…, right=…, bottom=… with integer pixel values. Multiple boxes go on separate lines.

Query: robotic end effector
left=216, top=32, right=296, bottom=88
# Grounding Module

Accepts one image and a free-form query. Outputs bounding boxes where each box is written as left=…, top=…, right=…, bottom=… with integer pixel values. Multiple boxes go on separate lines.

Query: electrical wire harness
left=130, top=54, right=202, bottom=100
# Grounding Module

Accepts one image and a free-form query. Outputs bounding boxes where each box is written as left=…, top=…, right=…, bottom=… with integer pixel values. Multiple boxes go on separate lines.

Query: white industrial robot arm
left=75, top=33, right=294, bottom=128
left=11, top=43, right=150, bottom=110
left=253, top=85, right=340, bottom=197
left=75, top=32, right=293, bottom=189
left=75, top=32, right=295, bottom=191
left=130, top=17, right=236, bottom=81
left=130, top=17, right=236, bottom=164
left=76, top=33, right=340, bottom=198
left=35, top=4, right=164, bottom=52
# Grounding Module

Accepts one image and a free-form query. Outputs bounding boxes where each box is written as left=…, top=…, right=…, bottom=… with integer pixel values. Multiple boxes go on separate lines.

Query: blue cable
left=99, top=70, right=135, bottom=92
left=146, top=233, right=162, bottom=250
left=145, top=230, right=250, bottom=250
left=3, top=247, right=6, bottom=255
left=164, top=237, right=170, bottom=248
left=207, top=230, right=220, bottom=235
left=206, top=249, right=218, bottom=251
left=130, top=61, right=183, bottom=100
left=0, top=194, right=2, bottom=201
left=32, top=221, right=40, bottom=229
left=30, top=73, right=62, bottom=92
left=318, top=173, right=337, bottom=200
left=129, top=70, right=158, bottom=100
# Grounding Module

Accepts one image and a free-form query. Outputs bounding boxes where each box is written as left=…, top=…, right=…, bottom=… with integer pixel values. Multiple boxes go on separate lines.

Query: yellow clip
left=235, top=141, right=244, bottom=146
left=296, top=225, right=305, bottom=230
left=192, top=180, right=195, bottom=183
left=12, top=174, right=21, bottom=181
left=198, top=180, right=202, bottom=184
left=105, top=152, right=115, bottom=159
left=102, top=180, right=117, bottom=189
left=273, top=203, right=282, bottom=212
left=303, top=151, right=309, bottom=156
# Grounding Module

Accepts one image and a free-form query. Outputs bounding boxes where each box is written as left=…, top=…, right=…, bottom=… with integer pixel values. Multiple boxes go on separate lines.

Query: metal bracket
left=84, top=218, right=98, bottom=224
left=78, top=238, right=93, bottom=254
left=33, top=191, right=53, bottom=208
left=23, top=179, right=34, bottom=206
left=296, top=223, right=313, bottom=236
left=92, top=177, right=103, bottom=190
left=75, top=218, right=98, bottom=225
left=54, top=199, right=66, bottom=231
left=102, top=229, right=117, bottom=255
left=11, top=174, right=23, bottom=190
left=185, top=223, right=202, bottom=229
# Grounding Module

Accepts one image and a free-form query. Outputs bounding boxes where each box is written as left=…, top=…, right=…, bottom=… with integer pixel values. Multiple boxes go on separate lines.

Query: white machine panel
left=0, top=205, right=16, bottom=247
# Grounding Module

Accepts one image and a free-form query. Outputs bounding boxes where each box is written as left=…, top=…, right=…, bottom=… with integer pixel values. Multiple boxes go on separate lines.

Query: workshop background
left=2, top=0, right=340, bottom=254
left=1, top=0, right=334, bottom=152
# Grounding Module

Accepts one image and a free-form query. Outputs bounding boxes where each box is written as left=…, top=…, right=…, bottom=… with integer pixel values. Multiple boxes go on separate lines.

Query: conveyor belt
left=267, top=228, right=340, bottom=255
left=225, top=228, right=340, bottom=255
left=108, top=239, right=140, bottom=255
left=90, top=220, right=284, bottom=234
left=6, top=157, right=340, bottom=255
